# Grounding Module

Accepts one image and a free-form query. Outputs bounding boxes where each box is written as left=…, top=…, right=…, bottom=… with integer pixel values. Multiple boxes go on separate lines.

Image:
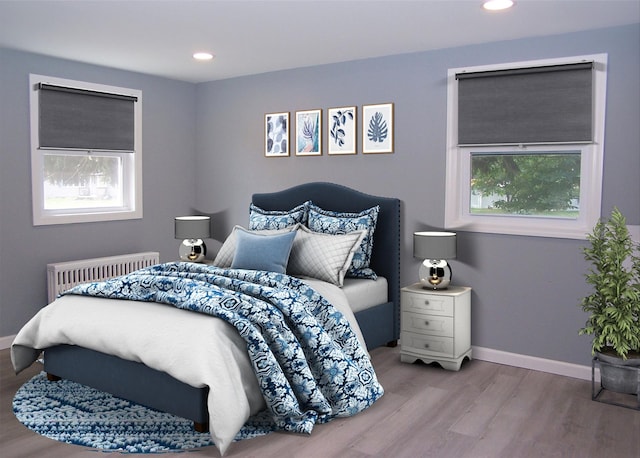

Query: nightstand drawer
left=401, top=332, right=454, bottom=357
left=402, top=312, right=454, bottom=337
left=401, top=291, right=454, bottom=316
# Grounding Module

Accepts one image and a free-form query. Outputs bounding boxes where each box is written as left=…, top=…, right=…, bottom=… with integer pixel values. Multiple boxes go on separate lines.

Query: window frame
left=444, top=54, right=608, bottom=239
left=30, top=74, right=142, bottom=226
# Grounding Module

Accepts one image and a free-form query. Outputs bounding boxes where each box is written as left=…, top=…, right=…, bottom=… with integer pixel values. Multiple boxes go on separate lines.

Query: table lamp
left=413, top=231, right=457, bottom=289
left=175, top=216, right=210, bottom=262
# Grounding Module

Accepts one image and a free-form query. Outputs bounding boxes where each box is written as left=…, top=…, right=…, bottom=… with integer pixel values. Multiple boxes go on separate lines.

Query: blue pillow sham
left=248, top=201, right=310, bottom=230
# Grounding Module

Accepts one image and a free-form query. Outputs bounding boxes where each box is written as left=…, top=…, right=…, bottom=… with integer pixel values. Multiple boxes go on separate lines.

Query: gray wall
left=0, top=49, right=198, bottom=336
left=194, top=24, right=640, bottom=367
left=1, top=24, right=638, bottom=369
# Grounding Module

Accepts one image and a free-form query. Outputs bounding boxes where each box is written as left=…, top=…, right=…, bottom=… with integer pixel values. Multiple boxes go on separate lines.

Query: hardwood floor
left=1, top=346, right=639, bottom=457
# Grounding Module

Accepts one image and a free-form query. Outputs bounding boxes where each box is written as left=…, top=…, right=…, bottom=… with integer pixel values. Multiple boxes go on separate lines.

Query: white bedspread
left=11, top=278, right=364, bottom=455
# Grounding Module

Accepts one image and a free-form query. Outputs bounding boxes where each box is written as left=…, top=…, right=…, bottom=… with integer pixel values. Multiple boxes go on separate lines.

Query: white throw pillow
left=287, top=226, right=365, bottom=286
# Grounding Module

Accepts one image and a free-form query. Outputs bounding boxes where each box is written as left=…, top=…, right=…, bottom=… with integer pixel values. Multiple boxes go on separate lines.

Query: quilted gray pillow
left=287, top=225, right=365, bottom=286
left=307, top=203, right=380, bottom=279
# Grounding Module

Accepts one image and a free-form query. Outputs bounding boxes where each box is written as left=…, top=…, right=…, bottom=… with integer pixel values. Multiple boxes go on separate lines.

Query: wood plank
left=350, top=384, right=450, bottom=455
left=449, top=372, right=522, bottom=437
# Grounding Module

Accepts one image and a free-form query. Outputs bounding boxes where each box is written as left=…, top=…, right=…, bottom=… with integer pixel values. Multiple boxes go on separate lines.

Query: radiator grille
left=46, top=252, right=160, bottom=303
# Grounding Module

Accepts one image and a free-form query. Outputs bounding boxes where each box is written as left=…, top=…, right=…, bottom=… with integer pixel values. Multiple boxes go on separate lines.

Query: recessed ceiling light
left=193, top=52, right=214, bottom=61
left=483, top=0, right=514, bottom=11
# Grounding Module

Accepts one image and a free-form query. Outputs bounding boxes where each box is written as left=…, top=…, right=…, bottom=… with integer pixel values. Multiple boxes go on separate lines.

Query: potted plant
left=579, top=207, right=640, bottom=395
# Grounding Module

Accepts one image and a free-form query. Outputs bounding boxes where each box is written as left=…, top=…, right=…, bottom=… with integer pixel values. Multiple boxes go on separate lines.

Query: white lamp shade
left=174, top=216, right=210, bottom=240
left=413, top=231, right=456, bottom=260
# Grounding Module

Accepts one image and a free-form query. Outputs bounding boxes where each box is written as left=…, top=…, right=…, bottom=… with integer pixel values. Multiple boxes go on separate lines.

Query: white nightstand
left=400, top=283, right=472, bottom=371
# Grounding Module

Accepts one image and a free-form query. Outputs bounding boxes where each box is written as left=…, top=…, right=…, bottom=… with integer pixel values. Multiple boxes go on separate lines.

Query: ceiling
left=1, top=1, right=639, bottom=83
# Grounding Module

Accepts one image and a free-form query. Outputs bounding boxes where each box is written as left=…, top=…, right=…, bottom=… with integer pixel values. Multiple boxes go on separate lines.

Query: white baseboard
left=0, top=334, right=599, bottom=382
left=0, top=335, right=16, bottom=350
left=473, top=346, right=599, bottom=382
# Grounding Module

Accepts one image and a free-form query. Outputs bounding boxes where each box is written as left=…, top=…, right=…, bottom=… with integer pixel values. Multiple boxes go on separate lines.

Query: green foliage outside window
left=44, top=155, right=117, bottom=186
left=43, top=154, right=122, bottom=209
left=471, top=153, right=581, bottom=217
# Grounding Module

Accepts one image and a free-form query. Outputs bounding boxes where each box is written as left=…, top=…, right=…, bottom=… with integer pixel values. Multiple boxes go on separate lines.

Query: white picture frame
left=265, top=112, right=290, bottom=157
left=362, top=103, right=394, bottom=154
left=295, top=109, right=322, bottom=156
left=328, top=106, right=357, bottom=155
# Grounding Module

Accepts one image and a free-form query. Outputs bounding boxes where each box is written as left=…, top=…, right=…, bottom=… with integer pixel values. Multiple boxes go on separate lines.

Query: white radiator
left=46, top=252, right=160, bottom=303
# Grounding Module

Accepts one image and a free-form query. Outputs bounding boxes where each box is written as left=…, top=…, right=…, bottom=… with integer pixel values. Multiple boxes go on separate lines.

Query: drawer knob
left=424, top=300, right=430, bottom=305
left=424, top=343, right=430, bottom=349
left=424, top=320, right=430, bottom=326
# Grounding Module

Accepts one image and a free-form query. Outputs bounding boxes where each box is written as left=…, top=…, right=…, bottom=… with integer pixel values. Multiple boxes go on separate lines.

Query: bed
left=11, top=182, right=400, bottom=455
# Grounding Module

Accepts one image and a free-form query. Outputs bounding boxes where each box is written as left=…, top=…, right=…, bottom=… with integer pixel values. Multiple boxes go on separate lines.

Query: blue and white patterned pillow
left=249, top=202, right=309, bottom=230
left=307, top=203, right=380, bottom=279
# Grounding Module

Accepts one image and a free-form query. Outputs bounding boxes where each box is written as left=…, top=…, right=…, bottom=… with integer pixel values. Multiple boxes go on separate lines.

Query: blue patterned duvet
left=66, top=262, right=384, bottom=436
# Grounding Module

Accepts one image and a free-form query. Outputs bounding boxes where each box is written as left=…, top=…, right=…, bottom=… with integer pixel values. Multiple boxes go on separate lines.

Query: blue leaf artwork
left=363, top=103, right=393, bottom=154
left=330, top=109, right=354, bottom=147
left=367, top=112, right=387, bottom=143
left=296, top=110, right=321, bottom=155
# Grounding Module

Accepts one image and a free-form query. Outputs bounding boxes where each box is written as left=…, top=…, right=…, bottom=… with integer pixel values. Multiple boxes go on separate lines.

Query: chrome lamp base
left=419, top=259, right=452, bottom=289
left=178, top=238, right=207, bottom=263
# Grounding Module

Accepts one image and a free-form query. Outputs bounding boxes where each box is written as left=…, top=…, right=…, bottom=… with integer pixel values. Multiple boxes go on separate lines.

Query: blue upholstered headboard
left=252, top=182, right=401, bottom=342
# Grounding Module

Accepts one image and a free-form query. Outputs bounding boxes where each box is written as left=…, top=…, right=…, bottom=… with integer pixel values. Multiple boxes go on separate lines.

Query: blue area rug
left=13, top=372, right=271, bottom=453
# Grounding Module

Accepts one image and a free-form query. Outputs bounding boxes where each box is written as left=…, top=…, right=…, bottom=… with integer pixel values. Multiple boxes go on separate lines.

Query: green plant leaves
left=579, top=207, right=640, bottom=359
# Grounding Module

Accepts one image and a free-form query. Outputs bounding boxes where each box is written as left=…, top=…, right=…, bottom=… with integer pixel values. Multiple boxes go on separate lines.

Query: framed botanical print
left=362, top=103, right=394, bottom=154
left=265, top=112, right=289, bottom=157
left=328, top=106, right=357, bottom=155
left=295, top=109, right=322, bottom=156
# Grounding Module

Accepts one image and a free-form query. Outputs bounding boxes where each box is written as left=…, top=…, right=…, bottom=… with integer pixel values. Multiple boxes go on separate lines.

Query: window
left=30, top=74, right=142, bottom=225
left=445, top=54, right=607, bottom=239
left=470, top=150, right=581, bottom=217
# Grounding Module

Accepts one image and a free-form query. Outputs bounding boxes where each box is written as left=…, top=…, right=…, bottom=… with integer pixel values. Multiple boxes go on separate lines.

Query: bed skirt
left=44, top=345, right=209, bottom=432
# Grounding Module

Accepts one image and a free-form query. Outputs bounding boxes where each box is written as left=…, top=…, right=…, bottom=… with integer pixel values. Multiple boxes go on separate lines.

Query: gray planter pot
left=596, top=352, right=640, bottom=395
